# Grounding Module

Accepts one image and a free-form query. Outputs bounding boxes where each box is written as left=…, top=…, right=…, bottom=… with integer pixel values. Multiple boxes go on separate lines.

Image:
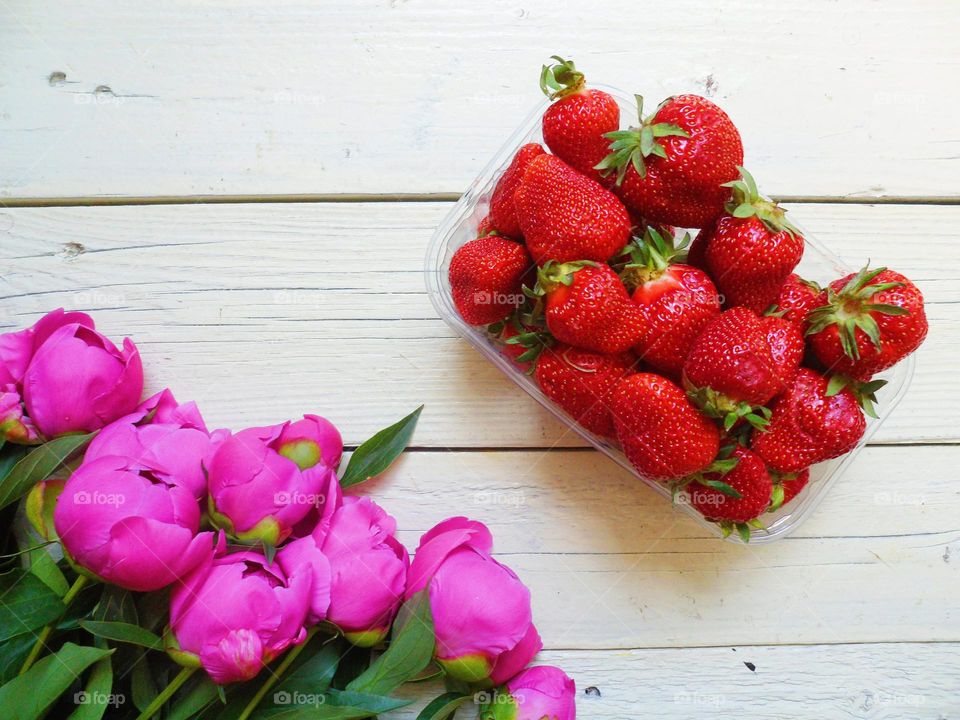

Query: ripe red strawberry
left=760, top=314, right=804, bottom=388
left=775, top=273, right=822, bottom=329
left=698, top=168, right=805, bottom=313
left=449, top=236, right=531, bottom=325
left=806, top=265, right=928, bottom=380
left=536, top=261, right=646, bottom=354
left=768, top=468, right=810, bottom=512
left=515, top=154, right=632, bottom=265
left=687, top=445, right=773, bottom=537
left=752, top=368, right=866, bottom=474
left=489, top=318, right=552, bottom=372
left=620, top=228, right=720, bottom=377
left=611, top=372, right=721, bottom=481
left=535, top=344, right=636, bottom=438
left=683, top=307, right=783, bottom=429
left=598, top=94, right=743, bottom=228
left=489, top=143, right=546, bottom=238
left=540, top=56, right=620, bottom=183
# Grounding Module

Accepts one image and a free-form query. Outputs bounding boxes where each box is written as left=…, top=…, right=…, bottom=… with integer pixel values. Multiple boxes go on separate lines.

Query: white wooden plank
left=1, top=202, right=955, bottom=446
left=358, top=446, right=960, bottom=648
left=391, top=644, right=960, bottom=719
left=0, top=1, right=958, bottom=199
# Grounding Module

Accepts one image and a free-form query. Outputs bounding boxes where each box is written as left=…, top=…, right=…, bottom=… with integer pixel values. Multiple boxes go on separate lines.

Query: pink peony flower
left=53, top=455, right=216, bottom=591
left=276, top=414, right=343, bottom=471
left=205, top=420, right=338, bottom=546
left=167, top=549, right=311, bottom=684
left=406, top=517, right=541, bottom=684
left=84, top=389, right=223, bottom=500
left=278, top=495, right=408, bottom=646
left=505, top=665, right=576, bottom=720
left=12, top=310, right=143, bottom=438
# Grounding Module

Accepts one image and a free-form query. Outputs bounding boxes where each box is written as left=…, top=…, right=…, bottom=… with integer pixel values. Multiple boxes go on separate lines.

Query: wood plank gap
left=2, top=193, right=960, bottom=209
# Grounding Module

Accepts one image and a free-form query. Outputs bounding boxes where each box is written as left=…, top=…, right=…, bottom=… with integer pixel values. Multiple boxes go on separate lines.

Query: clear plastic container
left=425, top=84, right=916, bottom=544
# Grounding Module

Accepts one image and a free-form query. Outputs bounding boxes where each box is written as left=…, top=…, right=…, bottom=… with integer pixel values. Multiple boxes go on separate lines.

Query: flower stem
left=135, top=666, right=197, bottom=720
left=19, top=574, right=89, bottom=675
left=237, top=628, right=318, bottom=720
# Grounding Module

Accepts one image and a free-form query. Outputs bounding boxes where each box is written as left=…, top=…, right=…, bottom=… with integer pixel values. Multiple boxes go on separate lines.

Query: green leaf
left=275, top=638, right=341, bottom=696
left=0, top=643, right=111, bottom=720
left=339, top=407, right=423, bottom=488
left=0, top=433, right=94, bottom=510
left=417, top=692, right=471, bottom=720
left=130, top=652, right=160, bottom=714
left=78, top=621, right=163, bottom=650
left=0, top=633, right=39, bottom=682
left=735, top=523, right=752, bottom=543
left=165, top=675, right=218, bottom=720
left=0, top=568, right=65, bottom=642
left=25, top=546, right=69, bottom=597
left=346, top=590, right=435, bottom=696
left=732, top=203, right=757, bottom=218
left=326, top=688, right=411, bottom=713
left=825, top=374, right=849, bottom=397
left=0, top=446, right=29, bottom=485
left=702, top=479, right=742, bottom=499
left=769, top=483, right=786, bottom=512
left=67, top=655, right=113, bottom=720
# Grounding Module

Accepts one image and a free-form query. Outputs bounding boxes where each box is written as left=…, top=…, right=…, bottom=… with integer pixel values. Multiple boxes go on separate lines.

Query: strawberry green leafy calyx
left=540, top=55, right=585, bottom=99
left=824, top=374, right=887, bottom=419
left=768, top=468, right=810, bottom=513
left=683, top=377, right=773, bottom=432
left=595, top=95, right=690, bottom=185
left=722, top=166, right=801, bottom=238
left=617, top=227, right=691, bottom=291
left=806, top=264, right=909, bottom=361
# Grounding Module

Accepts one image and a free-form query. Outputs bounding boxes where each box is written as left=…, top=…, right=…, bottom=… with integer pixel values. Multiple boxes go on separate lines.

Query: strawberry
left=515, top=153, right=632, bottom=265
left=489, top=143, right=546, bottom=238
left=768, top=468, right=810, bottom=512
left=619, top=228, right=720, bottom=377
left=598, top=94, right=743, bottom=228
left=683, top=307, right=783, bottom=429
left=535, top=261, right=646, bottom=354
left=611, top=372, right=721, bottom=481
left=476, top=215, right=497, bottom=237
left=540, top=55, right=620, bottom=183
left=489, top=316, right=553, bottom=372
left=752, top=368, right=866, bottom=474
left=687, top=445, right=773, bottom=538
left=806, top=264, right=928, bottom=380
left=760, top=313, right=804, bottom=388
left=775, top=273, right=822, bottom=329
left=698, top=168, right=805, bottom=313
left=535, top=344, right=636, bottom=438
left=449, top=236, right=531, bottom=325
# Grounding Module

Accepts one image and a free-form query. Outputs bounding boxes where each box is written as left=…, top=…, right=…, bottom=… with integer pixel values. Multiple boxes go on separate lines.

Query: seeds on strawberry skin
left=489, top=143, right=546, bottom=238
left=449, top=235, right=532, bottom=326
left=682, top=307, right=783, bottom=429
left=806, top=264, right=928, bottom=380
left=687, top=445, right=773, bottom=529
left=611, top=372, right=721, bottom=482
left=535, top=344, right=636, bottom=438
left=540, top=55, right=620, bottom=183
left=699, top=167, right=805, bottom=314
left=515, top=153, right=632, bottom=265
left=752, top=368, right=866, bottom=474
left=536, top=261, right=646, bottom=354
left=774, top=273, right=822, bottom=330
left=599, top=94, right=744, bottom=228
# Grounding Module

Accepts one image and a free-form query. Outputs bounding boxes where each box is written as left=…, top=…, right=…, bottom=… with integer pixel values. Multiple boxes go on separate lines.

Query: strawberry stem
left=540, top=55, right=585, bottom=99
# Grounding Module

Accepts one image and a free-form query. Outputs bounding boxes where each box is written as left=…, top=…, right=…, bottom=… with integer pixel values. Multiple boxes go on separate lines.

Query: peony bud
left=205, top=421, right=335, bottom=546
left=85, top=389, right=222, bottom=500
left=166, top=549, right=311, bottom=684
left=501, top=665, right=576, bottom=720
left=278, top=496, right=408, bottom=646
left=0, top=308, right=98, bottom=443
left=22, top=319, right=143, bottom=438
left=406, top=517, right=541, bottom=684
left=53, top=455, right=216, bottom=591
left=276, top=414, right=343, bottom=471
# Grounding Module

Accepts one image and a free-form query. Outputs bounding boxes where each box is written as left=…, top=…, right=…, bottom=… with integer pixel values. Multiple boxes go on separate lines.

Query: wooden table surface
left=2, top=2, right=958, bottom=717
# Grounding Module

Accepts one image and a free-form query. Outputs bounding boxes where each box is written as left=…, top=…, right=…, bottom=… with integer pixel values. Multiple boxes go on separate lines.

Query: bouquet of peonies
left=0, top=309, right=575, bottom=720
